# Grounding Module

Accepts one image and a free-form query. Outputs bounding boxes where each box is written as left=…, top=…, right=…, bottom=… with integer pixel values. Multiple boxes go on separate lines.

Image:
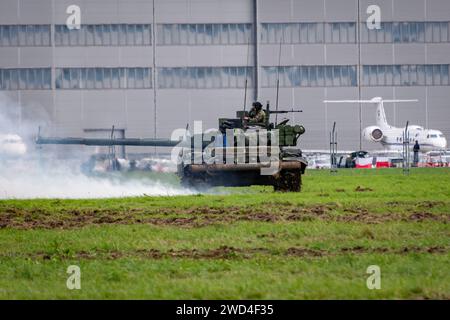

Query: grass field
left=0, top=168, right=449, bottom=299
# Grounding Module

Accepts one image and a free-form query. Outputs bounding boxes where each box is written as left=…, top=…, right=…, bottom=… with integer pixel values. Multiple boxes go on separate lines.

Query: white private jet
left=0, top=133, right=27, bottom=158
left=324, top=97, right=447, bottom=152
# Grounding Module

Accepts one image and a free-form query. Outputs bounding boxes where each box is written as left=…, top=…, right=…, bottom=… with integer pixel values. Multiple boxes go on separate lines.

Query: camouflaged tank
left=36, top=102, right=307, bottom=192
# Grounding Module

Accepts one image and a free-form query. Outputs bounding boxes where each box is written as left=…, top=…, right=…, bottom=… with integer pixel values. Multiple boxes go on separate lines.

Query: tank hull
left=179, top=158, right=307, bottom=192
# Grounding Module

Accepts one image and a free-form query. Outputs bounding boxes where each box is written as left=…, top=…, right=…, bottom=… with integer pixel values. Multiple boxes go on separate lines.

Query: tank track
left=273, top=169, right=302, bottom=192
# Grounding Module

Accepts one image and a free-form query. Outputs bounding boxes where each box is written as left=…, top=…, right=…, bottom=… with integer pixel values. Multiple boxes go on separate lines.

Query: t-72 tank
left=36, top=102, right=307, bottom=192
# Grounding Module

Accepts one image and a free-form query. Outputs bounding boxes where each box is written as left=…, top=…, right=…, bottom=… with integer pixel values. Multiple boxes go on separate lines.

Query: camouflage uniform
left=248, top=108, right=266, bottom=124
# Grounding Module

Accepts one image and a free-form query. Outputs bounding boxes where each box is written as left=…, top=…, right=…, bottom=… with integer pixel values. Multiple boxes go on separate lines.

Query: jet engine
left=363, top=126, right=383, bottom=142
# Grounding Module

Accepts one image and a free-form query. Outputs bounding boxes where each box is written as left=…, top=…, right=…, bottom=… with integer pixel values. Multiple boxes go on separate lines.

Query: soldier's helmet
left=252, top=101, right=263, bottom=111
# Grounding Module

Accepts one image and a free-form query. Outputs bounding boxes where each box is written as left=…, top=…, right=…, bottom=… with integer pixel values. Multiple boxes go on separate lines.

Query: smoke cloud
left=0, top=93, right=195, bottom=199
left=0, top=166, right=194, bottom=199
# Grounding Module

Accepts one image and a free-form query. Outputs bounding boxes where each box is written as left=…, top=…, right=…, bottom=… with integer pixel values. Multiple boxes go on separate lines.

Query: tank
left=36, top=102, right=307, bottom=192
left=177, top=102, right=307, bottom=191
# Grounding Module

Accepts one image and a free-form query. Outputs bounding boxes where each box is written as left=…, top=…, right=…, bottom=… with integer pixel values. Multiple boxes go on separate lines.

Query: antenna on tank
left=243, top=35, right=251, bottom=114
left=275, top=35, right=283, bottom=126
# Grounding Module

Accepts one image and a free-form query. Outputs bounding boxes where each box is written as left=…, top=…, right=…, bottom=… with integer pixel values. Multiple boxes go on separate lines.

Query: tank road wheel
left=273, top=169, right=302, bottom=192
left=181, top=174, right=210, bottom=191
left=180, top=175, right=194, bottom=188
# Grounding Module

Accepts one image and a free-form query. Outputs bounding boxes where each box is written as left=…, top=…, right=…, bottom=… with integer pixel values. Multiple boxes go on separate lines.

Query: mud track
left=5, top=245, right=448, bottom=261
left=0, top=202, right=448, bottom=229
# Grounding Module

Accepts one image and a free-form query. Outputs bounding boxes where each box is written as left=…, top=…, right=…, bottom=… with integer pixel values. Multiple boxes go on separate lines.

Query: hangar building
left=1, top=0, right=449, bottom=153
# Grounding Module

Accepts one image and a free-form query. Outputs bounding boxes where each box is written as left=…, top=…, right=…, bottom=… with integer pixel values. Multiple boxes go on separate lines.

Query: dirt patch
left=425, top=246, right=447, bottom=254
left=21, top=245, right=448, bottom=261
left=29, top=246, right=270, bottom=260
left=340, top=246, right=389, bottom=254
left=0, top=203, right=448, bottom=229
left=318, top=193, right=330, bottom=197
left=167, top=246, right=242, bottom=259
left=286, top=245, right=448, bottom=257
left=355, top=186, right=374, bottom=192
left=416, top=201, right=445, bottom=209
left=408, top=212, right=443, bottom=222
left=238, top=213, right=279, bottom=223
left=286, top=247, right=324, bottom=257
left=339, top=246, right=448, bottom=255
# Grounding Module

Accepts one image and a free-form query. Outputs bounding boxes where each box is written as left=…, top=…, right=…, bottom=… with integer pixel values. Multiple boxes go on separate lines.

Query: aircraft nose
left=437, top=137, right=448, bottom=149
left=441, top=137, right=448, bottom=149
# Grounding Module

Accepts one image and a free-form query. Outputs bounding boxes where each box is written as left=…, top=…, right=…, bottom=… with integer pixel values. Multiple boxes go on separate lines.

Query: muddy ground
left=0, top=202, right=448, bottom=229
left=1, top=245, right=448, bottom=261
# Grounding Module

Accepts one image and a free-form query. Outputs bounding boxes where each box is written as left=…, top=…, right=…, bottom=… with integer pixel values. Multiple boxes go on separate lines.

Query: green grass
left=0, top=168, right=449, bottom=299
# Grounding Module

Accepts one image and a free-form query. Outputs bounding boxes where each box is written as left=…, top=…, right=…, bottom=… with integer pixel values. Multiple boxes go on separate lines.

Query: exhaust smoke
left=0, top=164, right=195, bottom=199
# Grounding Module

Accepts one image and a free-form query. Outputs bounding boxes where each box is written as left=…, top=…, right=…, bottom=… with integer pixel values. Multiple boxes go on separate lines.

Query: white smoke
left=0, top=165, right=195, bottom=199
left=0, top=94, right=195, bottom=199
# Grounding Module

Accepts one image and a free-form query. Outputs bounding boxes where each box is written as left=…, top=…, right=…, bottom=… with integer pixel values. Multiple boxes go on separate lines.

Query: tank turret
left=180, top=102, right=307, bottom=191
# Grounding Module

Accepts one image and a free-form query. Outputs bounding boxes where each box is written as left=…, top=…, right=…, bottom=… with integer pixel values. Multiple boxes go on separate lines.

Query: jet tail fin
left=323, top=97, right=418, bottom=128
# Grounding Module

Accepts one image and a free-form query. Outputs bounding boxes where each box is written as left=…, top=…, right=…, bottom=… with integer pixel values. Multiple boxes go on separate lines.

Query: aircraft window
left=440, top=134, right=445, bottom=138
left=430, top=134, right=438, bottom=138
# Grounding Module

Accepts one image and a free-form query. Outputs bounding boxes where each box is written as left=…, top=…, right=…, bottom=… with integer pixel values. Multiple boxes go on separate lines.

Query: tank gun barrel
left=36, top=136, right=180, bottom=147
left=268, top=109, right=303, bottom=114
